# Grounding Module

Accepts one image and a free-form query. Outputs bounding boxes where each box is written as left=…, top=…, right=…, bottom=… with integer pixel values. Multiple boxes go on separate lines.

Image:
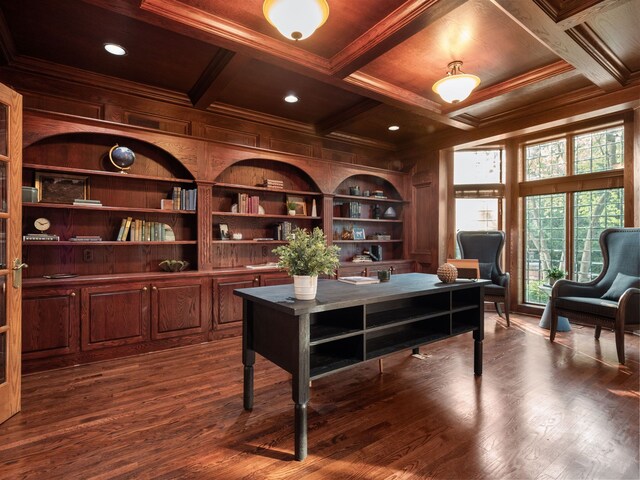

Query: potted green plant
left=272, top=227, right=341, bottom=300
left=286, top=200, right=297, bottom=216
left=545, top=267, right=566, bottom=286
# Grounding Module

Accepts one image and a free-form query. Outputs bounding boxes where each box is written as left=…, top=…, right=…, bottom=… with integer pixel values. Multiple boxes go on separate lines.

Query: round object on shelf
left=34, top=217, right=51, bottom=232
left=437, top=263, right=458, bottom=283
left=108, top=144, right=135, bottom=173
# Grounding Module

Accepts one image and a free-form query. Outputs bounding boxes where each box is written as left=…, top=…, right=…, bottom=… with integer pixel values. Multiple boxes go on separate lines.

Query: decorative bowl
left=159, top=259, right=189, bottom=272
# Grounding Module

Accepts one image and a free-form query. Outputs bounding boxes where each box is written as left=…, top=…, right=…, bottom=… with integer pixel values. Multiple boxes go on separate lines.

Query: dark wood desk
left=235, top=273, right=488, bottom=460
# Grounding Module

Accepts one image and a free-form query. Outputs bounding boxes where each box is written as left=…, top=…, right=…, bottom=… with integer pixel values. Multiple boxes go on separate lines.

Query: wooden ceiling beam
left=533, top=0, right=632, bottom=30
left=329, top=0, right=467, bottom=78
left=443, top=60, right=575, bottom=117
left=189, top=51, right=250, bottom=110
left=490, top=0, right=624, bottom=91
left=345, top=72, right=477, bottom=130
left=315, top=98, right=381, bottom=136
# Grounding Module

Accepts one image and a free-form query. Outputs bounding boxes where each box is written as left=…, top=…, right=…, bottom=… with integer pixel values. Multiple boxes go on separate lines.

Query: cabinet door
left=261, top=273, right=293, bottom=286
left=151, top=278, right=206, bottom=340
left=22, top=287, right=79, bottom=359
left=213, top=274, right=258, bottom=328
left=81, top=282, right=150, bottom=350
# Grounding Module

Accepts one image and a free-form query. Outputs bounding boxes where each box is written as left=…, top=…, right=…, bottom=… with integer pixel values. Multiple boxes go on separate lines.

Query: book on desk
left=337, top=276, right=380, bottom=285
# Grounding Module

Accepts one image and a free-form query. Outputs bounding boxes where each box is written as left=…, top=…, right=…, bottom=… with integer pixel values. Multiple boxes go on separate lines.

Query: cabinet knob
left=70, top=292, right=76, bottom=297
left=152, top=286, right=157, bottom=291
left=142, top=287, right=148, bottom=291
left=254, top=277, right=260, bottom=283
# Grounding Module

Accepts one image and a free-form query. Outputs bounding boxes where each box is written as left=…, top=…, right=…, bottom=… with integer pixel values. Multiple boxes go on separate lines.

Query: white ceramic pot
left=293, top=275, right=318, bottom=300
left=288, top=210, right=296, bottom=216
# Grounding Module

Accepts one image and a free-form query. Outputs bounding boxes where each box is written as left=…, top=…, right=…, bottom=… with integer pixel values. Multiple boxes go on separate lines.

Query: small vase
left=293, top=275, right=318, bottom=300
left=288, top=210, right=296, bottom=216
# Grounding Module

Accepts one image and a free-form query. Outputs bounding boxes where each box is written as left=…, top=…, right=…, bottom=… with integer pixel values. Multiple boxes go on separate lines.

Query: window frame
left=519, top=122, right=625, bottom=306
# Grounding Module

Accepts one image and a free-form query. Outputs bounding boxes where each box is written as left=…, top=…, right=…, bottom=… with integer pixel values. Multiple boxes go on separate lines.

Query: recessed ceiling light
left=104, top=43, right=127, bottom=56
left=284, top=94, right=299, bottom=103
left=388, top=125, right=400, bottom=131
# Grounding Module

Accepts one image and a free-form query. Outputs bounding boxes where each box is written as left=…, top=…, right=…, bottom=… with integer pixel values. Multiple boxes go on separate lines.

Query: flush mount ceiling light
left=263, top=0, right=329, bottom=41
left=432, top=61, right=480, bottom=104
left=388, top=125, right=400, bottom=131
left=104, top=43, right=127, bottom=56
left=284, top=94, right=299, bottom=103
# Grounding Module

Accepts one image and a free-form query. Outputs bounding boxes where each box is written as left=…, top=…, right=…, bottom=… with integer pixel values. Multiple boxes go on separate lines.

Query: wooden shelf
left=23, top=162, right=195, bottom=184
left=333, top=217, right=401, bottom=223
left=214, top=182, right=322, bottom=197
left=211, top=240, right=286, bottom=245
left=212, top=211, right=321, bottom=220
left=333, top=239, right=402, bottom=244
left=23, top=240, right=197, bottom=246
left=333, top=194, right=404, bottom=204
left=24, top=202, right=196, bottom=215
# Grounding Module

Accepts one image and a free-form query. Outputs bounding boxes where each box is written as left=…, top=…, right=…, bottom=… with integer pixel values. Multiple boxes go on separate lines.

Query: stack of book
left=352, top=254, right=373, bottom=263
left=274, top=221, right=294, bottom=240
left=23, top=233, right=60, bottom=241
left=263, top=179, right=283, bottom=190
left=236, top=193, right=261, bottom=214
left=73, top=198, right=102, bottom=207
left=171, top=187, right=197, bottom=211
left=338, top=276, right=379, bottom=285
left=69, top=235, right=102, bottom=242
left=340, top=202, right=361, bottom=218
left=116, top=217, right=170, bottom=241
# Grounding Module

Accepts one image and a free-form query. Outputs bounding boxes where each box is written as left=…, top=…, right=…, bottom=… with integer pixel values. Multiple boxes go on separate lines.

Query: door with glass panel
left=0, top=83, right=22, bottom=425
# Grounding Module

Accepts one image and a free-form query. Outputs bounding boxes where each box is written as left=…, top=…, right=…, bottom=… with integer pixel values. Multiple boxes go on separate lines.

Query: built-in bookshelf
left=211, top=159, right=323, bottom=268
left=332, top=175, right=406, bottom=265
left=21, top=133, right=198, bottom=278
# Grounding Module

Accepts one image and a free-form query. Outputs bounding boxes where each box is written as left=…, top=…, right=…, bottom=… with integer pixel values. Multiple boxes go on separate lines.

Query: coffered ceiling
left=0, top=0, right=638, bottom=147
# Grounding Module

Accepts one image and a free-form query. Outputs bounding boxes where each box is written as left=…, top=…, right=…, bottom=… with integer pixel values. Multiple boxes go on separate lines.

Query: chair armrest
left=618, top=287, right=640, bottom=326
left=491, top=271, right=509, bottom=288
left=551, top=278, right=604, bottom=298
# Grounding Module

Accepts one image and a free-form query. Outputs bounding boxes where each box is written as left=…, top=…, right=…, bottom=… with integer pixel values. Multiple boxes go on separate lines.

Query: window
left=522, top=125, right=624, bottom=305
left=453, top=150, right=504, bottom=255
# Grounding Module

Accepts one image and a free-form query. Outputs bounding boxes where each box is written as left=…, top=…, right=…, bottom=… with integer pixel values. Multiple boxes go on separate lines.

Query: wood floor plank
left=0, top=313, right=638, bottom=479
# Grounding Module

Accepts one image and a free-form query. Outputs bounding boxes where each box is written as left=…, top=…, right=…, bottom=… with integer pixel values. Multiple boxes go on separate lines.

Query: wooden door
left=0, top=83, right=22, bottom=424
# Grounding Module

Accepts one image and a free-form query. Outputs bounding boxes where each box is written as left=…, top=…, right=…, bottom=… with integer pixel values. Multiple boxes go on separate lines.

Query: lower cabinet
left=81, top=282, right=150, bottom=350
left=212, top=272, right=292, bottom=330
left=151, top=278, right=207, bottom=340
left=22, top=287, right=80, bottom=359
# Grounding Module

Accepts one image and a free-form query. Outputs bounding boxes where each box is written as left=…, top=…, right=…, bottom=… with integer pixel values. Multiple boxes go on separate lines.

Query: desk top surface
left=234, top=273, right=489, bottom=316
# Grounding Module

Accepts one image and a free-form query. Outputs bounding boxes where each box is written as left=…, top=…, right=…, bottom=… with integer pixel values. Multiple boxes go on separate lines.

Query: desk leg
left=242, top=300, right=255, bottom=411
left=473, top=330, right=483, bottom=376
left=293, top=313, right=310, bottom=461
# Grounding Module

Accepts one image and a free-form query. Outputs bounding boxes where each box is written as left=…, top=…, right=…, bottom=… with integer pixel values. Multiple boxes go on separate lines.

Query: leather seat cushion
left=484, top=284, right=505, bottom=296
left=555, top=296, right=618, bottom=319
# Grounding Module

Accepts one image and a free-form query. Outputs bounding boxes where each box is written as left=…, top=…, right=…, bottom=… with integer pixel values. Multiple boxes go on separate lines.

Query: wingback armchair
left=550, top=228, right=640, bottom=364
left=457, top=231, right=510, bottom=326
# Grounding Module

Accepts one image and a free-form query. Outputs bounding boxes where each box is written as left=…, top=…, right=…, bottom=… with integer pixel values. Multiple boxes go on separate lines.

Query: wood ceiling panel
left=1, top=0, right=216, bottom=92
left=459, top=71, right=593, bottom=120
left=586, top=0, right=640, bottom=72
left=215, top=59, right=364, bottom=124
left=338, top=104, right=448, bottom=144
left=359, top=0, right=559, bottom=103
left=174, top=0, right=407, bottom=58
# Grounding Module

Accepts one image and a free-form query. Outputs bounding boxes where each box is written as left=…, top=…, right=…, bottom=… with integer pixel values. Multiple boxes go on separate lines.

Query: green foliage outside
left=273, top=227, right=341, bottom=277
left=524, top=127, right=624, bottom=305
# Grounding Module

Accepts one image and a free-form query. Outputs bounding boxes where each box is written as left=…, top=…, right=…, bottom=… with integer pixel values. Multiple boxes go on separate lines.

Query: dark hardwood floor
left=1, top=312, right=638, bottom=479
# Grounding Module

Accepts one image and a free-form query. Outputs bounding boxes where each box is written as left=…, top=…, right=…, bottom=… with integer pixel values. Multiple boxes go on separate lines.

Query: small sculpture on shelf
left=159, top=259, right=189, bottom=272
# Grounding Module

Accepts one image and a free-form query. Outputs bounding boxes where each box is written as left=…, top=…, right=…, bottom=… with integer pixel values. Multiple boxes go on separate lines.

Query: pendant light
left=432, top=61, right=480, bottom=104
left=263, top=0, right=330, bottom=41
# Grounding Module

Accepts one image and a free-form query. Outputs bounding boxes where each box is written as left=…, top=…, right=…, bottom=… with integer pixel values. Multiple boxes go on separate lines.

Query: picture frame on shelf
left=353, top=227, right=366, bottom=240
left=286, top=195, right=307, bottom=216
left=219, top=223, right=230, bottom=240
left=35, top=172, right=89, bottom=204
